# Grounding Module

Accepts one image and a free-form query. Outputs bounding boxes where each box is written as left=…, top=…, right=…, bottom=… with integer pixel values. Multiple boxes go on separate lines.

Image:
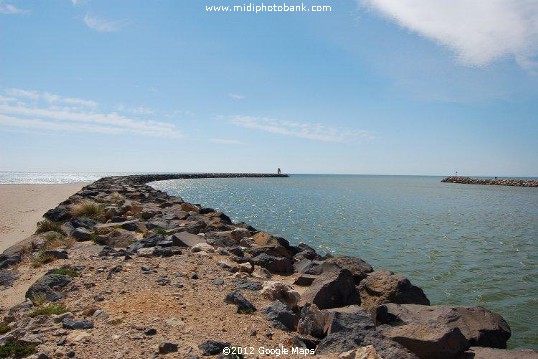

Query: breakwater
left=442, top=176, right=538, bottom=187
left=1, top=173, right=536, bottom=358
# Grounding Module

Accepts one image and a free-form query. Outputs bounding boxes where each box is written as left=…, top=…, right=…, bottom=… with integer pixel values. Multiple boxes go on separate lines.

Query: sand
left=0, top=183, right=86, bottom=254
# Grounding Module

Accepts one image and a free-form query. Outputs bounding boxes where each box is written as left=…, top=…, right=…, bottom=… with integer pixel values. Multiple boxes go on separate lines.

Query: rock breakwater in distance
left=0, top=173, right=537, bottom=358
left=442, top=176, right=538, bottom=187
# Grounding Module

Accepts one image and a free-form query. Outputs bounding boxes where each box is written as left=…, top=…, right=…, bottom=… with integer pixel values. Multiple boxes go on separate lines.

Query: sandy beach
left=0, top=183, right=86, bottom=253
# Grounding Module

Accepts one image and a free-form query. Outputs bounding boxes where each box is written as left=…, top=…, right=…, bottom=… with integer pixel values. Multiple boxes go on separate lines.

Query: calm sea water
left=151, top=175, right=538, bottom=350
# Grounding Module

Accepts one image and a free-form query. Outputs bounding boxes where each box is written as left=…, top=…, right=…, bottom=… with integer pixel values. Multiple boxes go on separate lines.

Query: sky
left=1, top=0, right=537, bottom=176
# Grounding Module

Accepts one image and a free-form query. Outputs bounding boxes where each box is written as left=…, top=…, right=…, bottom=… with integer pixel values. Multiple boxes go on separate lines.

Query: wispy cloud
left=0, top=88, right=182, bottom=138
left=360, top=0, right=538, bottom=72
left=0, top=1, right=28, bottom=14
left=229, top=93, right=246, bottom=101
left=83, top=14, right=128, bottom=32
left=231, top=116, right=373, bottom=143
left=209, top=138, right=242, bottom=145
left=71, top=0, right=86, bottom=5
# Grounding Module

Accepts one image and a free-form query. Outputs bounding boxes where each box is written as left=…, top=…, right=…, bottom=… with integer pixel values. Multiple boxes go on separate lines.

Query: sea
left=2, top=172, right=537, bottom=349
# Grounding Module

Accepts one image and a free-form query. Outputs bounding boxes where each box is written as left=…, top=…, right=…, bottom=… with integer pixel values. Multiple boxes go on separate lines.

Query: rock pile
left=441, top=176, right=538, bottom=187
left=0, top=174, right=536, bottom=358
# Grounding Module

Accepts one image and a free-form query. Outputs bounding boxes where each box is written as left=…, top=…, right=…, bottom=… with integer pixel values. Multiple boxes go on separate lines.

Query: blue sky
left=1, top=0, right=537, bottom=176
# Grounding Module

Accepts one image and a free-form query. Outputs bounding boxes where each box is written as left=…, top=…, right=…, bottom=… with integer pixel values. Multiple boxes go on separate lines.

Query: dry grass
left=42, top=232, right=75, bottom=250
left=31, top=251, right=56, bottom=268
left=71, top=200, right=105, bottom=221
left=36, top=219, right=64, bottom=235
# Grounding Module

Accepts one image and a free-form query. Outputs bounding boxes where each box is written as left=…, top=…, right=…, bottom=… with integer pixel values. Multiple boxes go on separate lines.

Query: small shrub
left=28, top=304, right=68, bottom=317
left=71, top=200, right=105, bottom=221
left=48, top=267, right=80, bottom=277
left=0, top=322, right=10, bottom=335
left=30, top=293, right=47, bottom=307
left=31, top=251, right=56, bottom=268
left=111, top=192, right=124, bottom=203
left=0, top=340, right=37, bottom=358
left=36, top=220, right=64, bottom=235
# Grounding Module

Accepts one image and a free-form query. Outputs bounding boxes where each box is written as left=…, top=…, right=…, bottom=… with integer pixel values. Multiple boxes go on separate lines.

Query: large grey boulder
left=358, top=270, right=430, bottom=310
left=252, top=253, right=293, bottom=274
left=298, top=269, right=360, bottom=309
left=171, top=232, right=206, bottom=247
left=376, top=304, right=511, bottom=349
left=261, top=300, right=299, bottom=331
left=324, top=256, right=374, bottom=284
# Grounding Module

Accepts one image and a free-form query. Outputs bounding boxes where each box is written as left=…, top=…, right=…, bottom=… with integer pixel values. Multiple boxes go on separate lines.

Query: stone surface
left=325, top=256, right=374, bottom=284
left=171, top=232, right=206, bottom=247
left=297, top=303, right=326, bottom=338
left=224, top=291, right=256, bottom=313
left=375, top=304, right=511, bottom=349
left=358, top=270, right=430, bottom=310
left=299, top=269, right=360, bottom=309
left=260, top=281, right=300, bottom=307
left=251, top=253, right=293, bottom=274
left=261, top=300, right=299, bottom=331
left=26, top=274, right=72, bottom=302
left=460, top=347, right=538, bottom=359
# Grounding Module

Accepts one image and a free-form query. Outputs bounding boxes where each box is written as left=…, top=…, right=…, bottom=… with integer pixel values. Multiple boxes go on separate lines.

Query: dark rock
left=199, top=207, right=215, bottom=214
left=224, top=291, right=256, bottom=313
left=159, top=342, right=179, bottom=354
left=325, top=256, right=374, bottom=284
left=106, top=265, right=122, bottom=280
left=227, top=246, right=244, bottom=257
left=232, top=278, right=262, bottom=291
left=120, top=220, right=141, bottom=231
left=198, top=340, right=231, bottom=356
left=62, top=318, right=94, bottom=330
left=145, top=328, right=157, bottom=336
left=98, top=229, right=137, bottom=248
left=0, top=254, right=21, bottom=269
left=43, top=250, right=68, bottom=260
left=293, top=274, right=317, bottom=287
left=297, top=303, right=326, bottom=338
left=251, top=253, right=293, bottom=274
left=376, top=303, right=511, bottom=349
left=0, top=269, right=19, bottom=287
left=291, top=336, right=319, bottom=350
left=154, top=246, right=181, bottom=257
left=156, top=276, right=170, bottom=286
left=298, top=269, right=360, bottom=309
left=359, top=270, right=430, bottom=310
left=26, top=274, right=72, bottom=302
left=70, top=217, right=97, bottom=230
left=44, top=206, right=71, bottom=222
left=184, top=220, right=207, bottom=234
left=71, top=228, right=93, bottom=241
left=191, top=273, right=199, bottom=280
left=261, top=300, right=299, bottom=331
left=67, top=351, right=75, bottom=358
left=171, top=232, right=206, bottom=247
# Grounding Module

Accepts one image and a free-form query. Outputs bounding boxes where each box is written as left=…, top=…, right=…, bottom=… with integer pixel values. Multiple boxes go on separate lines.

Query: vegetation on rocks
left=0, top=321, right=10, bottom=335
left=35, top=219, right=64, bottom=235
left=30, top=251, right=56, bottom=268
left=0, top=340, right=37, bottom=358
left=70, top=200, right=105, bottom=221
left=48, top=267, right=80, bottom=277
left=28, top=303, right=68, bottom=317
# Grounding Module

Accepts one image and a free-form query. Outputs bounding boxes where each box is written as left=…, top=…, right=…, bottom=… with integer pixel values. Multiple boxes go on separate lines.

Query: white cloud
left=0, top=1, right=28, bottom=14
left=0, top=89, right=182, bottom=139
left=209, top=139, right=242, bottom=145
left=83, top=14, right=128, bottom=32
left=231, top=116, right=373, bottom=143
left=229, top=93, right=246, bottom=101
left=71, top=0, right=86, bottom=5
left=361, top=0, right=538, bottom=71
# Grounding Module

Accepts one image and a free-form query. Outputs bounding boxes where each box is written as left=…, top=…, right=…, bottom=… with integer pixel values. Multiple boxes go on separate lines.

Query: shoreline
left=0, top=174, right=536, bottom=358
left=0, top=183, right=87, bottom=253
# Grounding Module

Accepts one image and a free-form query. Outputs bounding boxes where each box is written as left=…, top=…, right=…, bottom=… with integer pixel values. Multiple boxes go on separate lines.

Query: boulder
left=380, top=321, right=469, bottom=359
left=299, top=269, right=360, bottom=309
left=260, top=281, right=300, bottom=308
left=261, top=300, right=299, bottom=331
left=69, top=217, right=97, bottom=230
left=375, top=304, right=511, bottom=349
left=224, top=291, right=256, bottom=313
left=252, top=253, right=293, bottom=274
left=191, top=243, right=215, bottom=253
left=71, top=228, right=92, bottom=242
left=339, top=346, right=383, bottom=359
left=198, top=340, right=230, bottom=356
left=294, top=274, right=317, bottom=287
left=171, top=232, right=206, bottom=247
left=297, top=303, right=326, bottom=338
left=325, top=256, right=374, bottom=284
left=98, top=229, right=137, bottom=248
left=358, top=270, right=430, bottom=310
left=62, top=318, right=94, bottom=330
left=26, top=274, right=72, bottom=302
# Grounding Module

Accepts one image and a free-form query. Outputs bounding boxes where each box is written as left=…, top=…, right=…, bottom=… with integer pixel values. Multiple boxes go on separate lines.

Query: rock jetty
left=0, top=174, right=536, bottom=358
left=442, top=176, right=538, bottom=187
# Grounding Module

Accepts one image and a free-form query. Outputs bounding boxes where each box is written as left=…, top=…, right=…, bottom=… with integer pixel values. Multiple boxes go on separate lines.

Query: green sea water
left=152, top=174, right=538, bottom=350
